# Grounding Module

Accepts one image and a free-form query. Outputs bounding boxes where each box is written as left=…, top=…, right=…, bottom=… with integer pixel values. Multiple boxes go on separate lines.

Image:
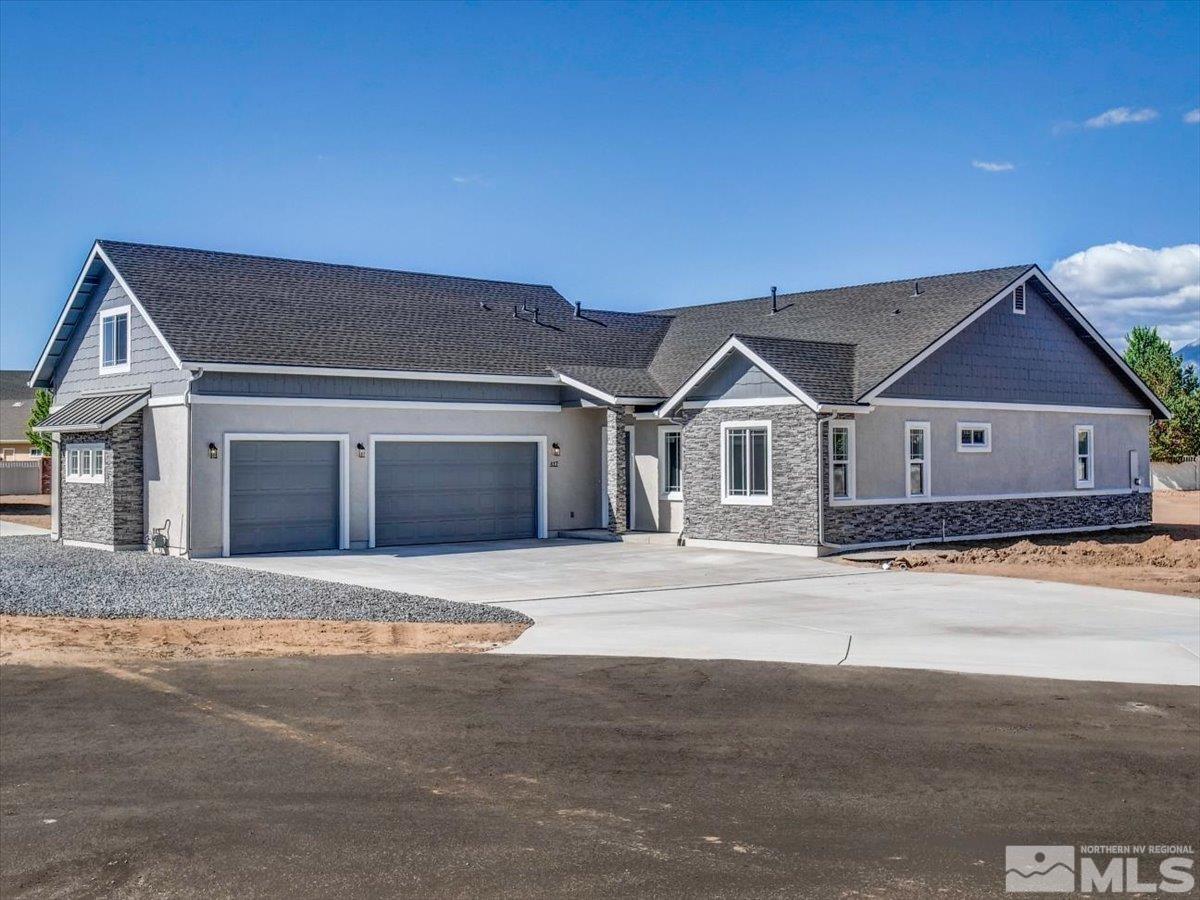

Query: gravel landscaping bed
left=0, top=537, right=531, bottom=625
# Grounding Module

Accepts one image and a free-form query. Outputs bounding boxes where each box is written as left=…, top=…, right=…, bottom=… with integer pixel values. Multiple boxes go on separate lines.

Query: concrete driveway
left=213, top=539, right=1200, bottom=685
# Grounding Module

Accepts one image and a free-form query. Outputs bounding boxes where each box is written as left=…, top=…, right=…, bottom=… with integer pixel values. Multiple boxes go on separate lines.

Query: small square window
left=956, top=422, right=991, bottom=453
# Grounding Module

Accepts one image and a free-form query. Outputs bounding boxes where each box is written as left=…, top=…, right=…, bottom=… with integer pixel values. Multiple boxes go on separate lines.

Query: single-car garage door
left=374, top=441, right=538, bottom=546
left=228, top=440, right=340, bottom=555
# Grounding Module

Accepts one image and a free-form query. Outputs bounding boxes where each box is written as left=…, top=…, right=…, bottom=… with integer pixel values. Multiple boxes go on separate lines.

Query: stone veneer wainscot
left=59, top=412, right=144, bottom=548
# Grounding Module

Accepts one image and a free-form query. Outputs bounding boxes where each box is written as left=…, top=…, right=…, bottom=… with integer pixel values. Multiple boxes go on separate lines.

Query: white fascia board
left=869, top=397, right=1152, bottom=416
left=1026, top=265, right=1171, bottom=419
left=190, top=395, right=561, bottom=412
left=861, top=265, right=1171, bottom=419
left=29, top=242, right=184, bottom=387
left=189, top=361, right=563, bottom=385
left=93, top=244, right=184, bottom=369
left=657, top=337, right=820, bottom=417
left=861, top=267, right=1033, bottom=403
left=29, top=242, right=105, bottom=386
left=554, top=372, right=617, bottom=405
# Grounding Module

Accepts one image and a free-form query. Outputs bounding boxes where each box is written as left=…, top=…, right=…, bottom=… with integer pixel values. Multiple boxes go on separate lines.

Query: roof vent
left=911, top=280, right=922, bottom=297
left=768, top=285, right=793, bottom=315
left=1013, top=283, right=1026, bottom=314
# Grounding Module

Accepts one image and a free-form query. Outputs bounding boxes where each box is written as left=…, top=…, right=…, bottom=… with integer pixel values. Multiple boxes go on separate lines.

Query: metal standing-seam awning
left=33, top=390, right=149, bottom=433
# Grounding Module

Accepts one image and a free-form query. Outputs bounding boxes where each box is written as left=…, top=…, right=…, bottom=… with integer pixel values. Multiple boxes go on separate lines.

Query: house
left=1, top=370, right=42, bottom=460
left=30, top=240, right=1167, bottom=557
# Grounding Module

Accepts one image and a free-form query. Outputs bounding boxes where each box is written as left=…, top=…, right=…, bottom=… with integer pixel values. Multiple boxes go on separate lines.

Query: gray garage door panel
left=229, top=441, right=339, bottom=554
left=375, top=441, right=537, bottom=546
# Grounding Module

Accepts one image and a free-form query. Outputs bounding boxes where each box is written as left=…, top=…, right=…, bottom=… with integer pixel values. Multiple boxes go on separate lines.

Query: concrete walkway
left=211, top=539, right=1200, bottom=685
left=0, top=520, right=50, bottom=537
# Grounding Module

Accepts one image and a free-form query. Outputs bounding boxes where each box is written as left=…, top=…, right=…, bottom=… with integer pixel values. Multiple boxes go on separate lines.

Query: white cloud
left=1185, top=109, right=1200, bottom=124
left=972, top=160, right=1015, bottom=172
left=451, top=174, right=488, bottom=186
left=1049, top=243, right=1200, bottom=348
left=1083, top=107, right=1159, bottom=129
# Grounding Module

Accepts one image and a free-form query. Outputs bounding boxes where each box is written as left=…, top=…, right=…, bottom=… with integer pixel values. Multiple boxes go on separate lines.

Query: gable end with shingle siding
left=880, top=278, right=1147, bottom=408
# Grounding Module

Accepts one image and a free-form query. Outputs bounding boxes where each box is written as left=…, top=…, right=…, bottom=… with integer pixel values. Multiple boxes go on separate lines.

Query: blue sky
left=2, top=0, right=1198, bottom=369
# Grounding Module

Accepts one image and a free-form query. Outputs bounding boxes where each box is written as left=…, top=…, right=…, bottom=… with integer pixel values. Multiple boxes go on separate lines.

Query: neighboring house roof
left=35, top=390, right=148, bottom=433
left=0, top=370, right=37, bottom=442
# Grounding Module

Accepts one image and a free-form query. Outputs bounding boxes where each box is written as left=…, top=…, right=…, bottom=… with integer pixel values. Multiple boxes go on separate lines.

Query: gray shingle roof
left=0, top=370, right=37, bottom=442
left=98, top=241, right=672, bottom=378
left=552, top=365, right=667, bottom=399
left=734, top=335, right=859, bottom=405
left=649, top=266, right=1032, bottom=401
left=36, top=391, right=147, bottom=433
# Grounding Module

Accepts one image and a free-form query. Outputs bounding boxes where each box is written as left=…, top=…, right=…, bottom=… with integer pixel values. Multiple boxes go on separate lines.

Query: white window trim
left=65, top=442, right=105, bottom=484
left=828, top=420, right=856, bottom=501
left=658, top=426, right=682, bottom=500
left=720, top=420, right=772, bottom=506
left=222, top=433, right=351, bottom=557
left=1074, top=424, right=1095, bottom=489
left=905, top=421, right=931, bottom=499
left=956, top=421, right=991, bottom=453
left=1012, top=283, right=1026, bottom=315
left=367, top=434, right=549, bottom=548
left=98, top=305, right=132, bottom=374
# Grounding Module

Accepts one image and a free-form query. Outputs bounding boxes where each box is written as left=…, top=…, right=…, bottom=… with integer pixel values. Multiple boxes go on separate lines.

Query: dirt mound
left=0, top=615, right=529, bottom=664
left=897, top=533, right=1198, bottom=571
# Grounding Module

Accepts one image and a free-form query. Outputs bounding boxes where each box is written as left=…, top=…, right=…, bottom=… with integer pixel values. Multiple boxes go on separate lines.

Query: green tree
left=1124, top=326, right=1200, bottom=462
left=24, top=388, right=53, bottom=456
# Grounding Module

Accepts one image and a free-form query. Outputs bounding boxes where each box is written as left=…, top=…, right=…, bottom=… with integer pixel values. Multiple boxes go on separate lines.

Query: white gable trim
left=29, top=242, right=184, bottom=387
left=553, top=371, right=661, bottom=405
left=657, top=336, right=821, bottom=417
left=861, top=265, right=1170, bottom=418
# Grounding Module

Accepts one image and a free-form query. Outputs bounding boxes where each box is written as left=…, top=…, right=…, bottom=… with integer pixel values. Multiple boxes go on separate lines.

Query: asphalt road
left=2, top=655, right=1197, bottom=898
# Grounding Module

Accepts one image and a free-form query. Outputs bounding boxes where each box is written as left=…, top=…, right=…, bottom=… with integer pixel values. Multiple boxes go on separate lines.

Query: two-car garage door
left=226, top=438, right=538, bottom=555
left=373, top=441, right=538, bottom=546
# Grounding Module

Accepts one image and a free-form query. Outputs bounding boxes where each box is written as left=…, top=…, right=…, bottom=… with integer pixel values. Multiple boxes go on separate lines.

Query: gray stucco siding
left=848, top=405, right=1150, bottom=500
left=194, top=371, right=562, bottom=405
left=631, top=418, right=683, bottom=533
left=187, top=402, right=605, bottom=556
left=686, top=355, right=790, bottom=402
left=52, top=274, right=190, bottom=403
left=882, top=281, right=1146, bottom=408
left=680, top=404, right=818, bottom=545
left=143, top=405, right=189, bottom=555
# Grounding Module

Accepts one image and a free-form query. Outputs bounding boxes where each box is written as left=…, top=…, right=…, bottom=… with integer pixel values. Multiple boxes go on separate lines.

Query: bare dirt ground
left=0, top=614, right=527, bottom=664
left=845, top=490, right=1199, bottom=597
left=2, top=654, right=1196, bottom=898
left=0, top=493, right=49, bottom=529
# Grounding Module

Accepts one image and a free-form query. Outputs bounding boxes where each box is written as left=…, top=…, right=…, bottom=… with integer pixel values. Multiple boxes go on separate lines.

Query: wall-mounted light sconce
left=208, top=442, right=219, bottom=460
left=551, top=442, right=561, bottom=457
left=357, top=442, right=367, bottom=459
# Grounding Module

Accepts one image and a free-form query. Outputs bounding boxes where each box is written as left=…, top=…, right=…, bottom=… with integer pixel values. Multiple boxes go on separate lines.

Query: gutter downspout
left=184, top=367, right=203, bottom=558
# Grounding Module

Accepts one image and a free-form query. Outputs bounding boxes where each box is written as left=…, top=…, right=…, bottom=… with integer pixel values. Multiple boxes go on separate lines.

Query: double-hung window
left=99, top=306, right=131, bottom=373
left=905, top=421, right=931, bottom=498
left=659, top=427, right=682, bottom=499
left=721, top=421, right=771, bottom=505
left=66, top=443, right=105, bottom=484
left=1074, top=425, right=1094, bottom=488
left=829, top=421, right=855, bottom=501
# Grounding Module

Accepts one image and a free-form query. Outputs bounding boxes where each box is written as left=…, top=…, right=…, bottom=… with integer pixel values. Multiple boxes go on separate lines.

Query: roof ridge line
left=651, top=264, right=1034, bottom=313
left=97, top=239, right=562, bottom=292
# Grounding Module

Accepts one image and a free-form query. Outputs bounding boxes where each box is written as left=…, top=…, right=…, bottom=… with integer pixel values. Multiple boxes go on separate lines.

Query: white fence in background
left=0, top=460, right=42, bottom=495
left=1152, top=456, right=1200, bottom=491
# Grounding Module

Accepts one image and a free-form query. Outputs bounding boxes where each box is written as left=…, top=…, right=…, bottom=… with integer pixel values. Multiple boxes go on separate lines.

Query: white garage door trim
left=222, top=432, right=351, bottom=558
left=368, top=434, right=548, bottom=549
